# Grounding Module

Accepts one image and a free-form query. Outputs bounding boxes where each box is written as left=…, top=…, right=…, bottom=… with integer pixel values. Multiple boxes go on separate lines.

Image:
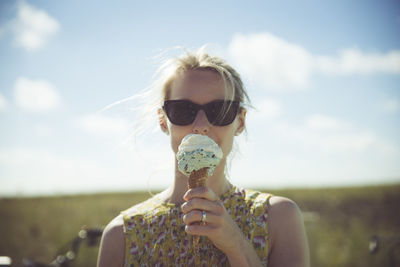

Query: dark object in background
left=9, top=226, right=103, bottom=267
left=370, top=235, right=400, bottom=266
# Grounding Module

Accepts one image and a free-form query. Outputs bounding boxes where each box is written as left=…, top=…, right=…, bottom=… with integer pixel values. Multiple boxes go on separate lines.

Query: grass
left=1, top=184, right=399, bottom=267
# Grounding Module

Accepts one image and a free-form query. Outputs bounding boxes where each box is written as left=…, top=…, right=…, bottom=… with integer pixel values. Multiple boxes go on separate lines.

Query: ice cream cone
left=177, top=134, right=223, bottom=258
left=188, top=167, right=209, bottom=254
left=188, top=167, right=208, bottom=188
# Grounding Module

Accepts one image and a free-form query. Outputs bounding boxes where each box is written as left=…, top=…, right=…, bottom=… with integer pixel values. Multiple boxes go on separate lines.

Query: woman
left=97, top=49, right=310, bottom=267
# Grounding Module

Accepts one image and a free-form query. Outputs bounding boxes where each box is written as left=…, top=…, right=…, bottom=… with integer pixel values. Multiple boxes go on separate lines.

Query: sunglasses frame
left=163, top=99, right=240, bottom=126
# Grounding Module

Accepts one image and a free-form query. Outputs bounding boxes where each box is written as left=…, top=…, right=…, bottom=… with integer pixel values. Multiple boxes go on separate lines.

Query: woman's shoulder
left=101, top=194, right=167, bottom=236
left=265, top=195, right=303, bottom=231
left=122, top=193, right=170, bottom=219
left=239, top=187, right=273, bottom=208
left=97, top=214, right=125, bottom=266
left=266, top=196, right=308, bottom=260
left=101, top=214, right=125, bottom=245
left=268, top=195, right=302, bottom=221
left=98, top=195, right=168, bottom=266
left=241, top=188, right=300, bottom=214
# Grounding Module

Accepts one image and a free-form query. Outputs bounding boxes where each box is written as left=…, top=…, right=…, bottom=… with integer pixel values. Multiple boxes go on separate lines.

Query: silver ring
left=201, top=210, right=207, bottom=224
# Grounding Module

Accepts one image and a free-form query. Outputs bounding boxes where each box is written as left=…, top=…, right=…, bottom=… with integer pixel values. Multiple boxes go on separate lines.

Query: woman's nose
left=192, top=110, right=210, bottom=134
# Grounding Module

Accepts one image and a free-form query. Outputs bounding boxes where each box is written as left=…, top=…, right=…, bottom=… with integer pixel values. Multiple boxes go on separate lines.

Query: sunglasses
left=163, top=99, right=240, bottom=126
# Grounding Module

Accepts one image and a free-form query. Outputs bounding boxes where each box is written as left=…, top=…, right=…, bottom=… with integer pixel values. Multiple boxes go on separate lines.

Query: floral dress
left=122, top=186, right=272, bottom=267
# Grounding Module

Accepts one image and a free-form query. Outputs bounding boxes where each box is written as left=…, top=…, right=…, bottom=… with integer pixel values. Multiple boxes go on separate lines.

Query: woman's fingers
left=182, top=209, right=221, bottom=226
left=182, top=209, right=203, bottom=225
left=181, top=197, right=224, bottom=215
left=183, top=186, right=218, bottom=202
left=185, top=222, right=217, bottom=236
left=181, top=186, right=224, bottom=215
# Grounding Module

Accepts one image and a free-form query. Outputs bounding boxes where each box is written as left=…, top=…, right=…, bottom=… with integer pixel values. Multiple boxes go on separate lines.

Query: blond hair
left=101, top=47, right=250, bottom=138
left=159, top=48, right=250, bottom=107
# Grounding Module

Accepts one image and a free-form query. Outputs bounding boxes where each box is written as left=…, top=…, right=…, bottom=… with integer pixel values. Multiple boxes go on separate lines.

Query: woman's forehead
left=169, top=70, right=233, bottom=100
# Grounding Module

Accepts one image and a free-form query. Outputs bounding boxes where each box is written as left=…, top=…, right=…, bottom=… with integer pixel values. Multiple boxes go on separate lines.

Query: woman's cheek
left=220, top=130, right=236, bottom=157
left=169, top=125, right=191, bottom=153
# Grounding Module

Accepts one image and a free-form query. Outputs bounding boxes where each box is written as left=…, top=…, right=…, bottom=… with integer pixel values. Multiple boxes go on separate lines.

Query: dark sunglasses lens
left=164, top=100, right=239, bottom=126
left=164, top=101, right=196, bottom=125
left=206, top=101, right=239, bottom=126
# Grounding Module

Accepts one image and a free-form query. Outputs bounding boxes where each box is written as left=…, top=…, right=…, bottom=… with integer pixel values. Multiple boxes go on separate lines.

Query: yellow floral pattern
left=122, top=186, right=272, bottom=267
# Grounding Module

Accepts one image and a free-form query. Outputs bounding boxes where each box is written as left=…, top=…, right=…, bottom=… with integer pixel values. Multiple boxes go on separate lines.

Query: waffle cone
left=188, top=167, right=208, bottom=188
left=187, top=167, right=209, bottom=256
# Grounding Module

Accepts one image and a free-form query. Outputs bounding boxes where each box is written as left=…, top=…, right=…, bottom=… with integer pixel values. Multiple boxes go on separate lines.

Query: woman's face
left=160, top=69, right=246, bottom=162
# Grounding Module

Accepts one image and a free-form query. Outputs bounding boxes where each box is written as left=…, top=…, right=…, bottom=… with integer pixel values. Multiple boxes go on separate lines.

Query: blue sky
left=0, top=0, right=399, bottom=196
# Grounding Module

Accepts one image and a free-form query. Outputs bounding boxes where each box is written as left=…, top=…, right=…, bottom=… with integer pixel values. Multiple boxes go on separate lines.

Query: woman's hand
left=181, top=186, right=238, bottom=253
left=181, top=186, right=262, bottom=267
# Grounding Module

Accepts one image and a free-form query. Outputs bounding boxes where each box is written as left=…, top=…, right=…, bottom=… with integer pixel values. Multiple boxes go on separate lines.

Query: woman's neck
left=162, top=161, right=232, bottom=205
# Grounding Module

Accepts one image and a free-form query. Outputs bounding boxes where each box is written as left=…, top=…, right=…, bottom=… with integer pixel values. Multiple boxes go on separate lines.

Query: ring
left=201, top=210, right=207, bottom=224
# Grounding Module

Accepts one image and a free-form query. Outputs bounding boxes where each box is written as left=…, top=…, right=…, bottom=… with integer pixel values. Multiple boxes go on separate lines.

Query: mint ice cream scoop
left=176, top=134, right=223, bottom=177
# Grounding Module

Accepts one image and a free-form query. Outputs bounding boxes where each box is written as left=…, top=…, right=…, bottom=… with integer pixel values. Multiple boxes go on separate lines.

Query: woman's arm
left=268, top=196, right=310, bottom=267
left=97, top=215, right=125, bottom=267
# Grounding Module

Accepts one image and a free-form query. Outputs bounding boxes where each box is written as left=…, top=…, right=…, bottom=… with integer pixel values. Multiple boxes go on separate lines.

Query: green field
left=1, top=184, right=400, bottom=267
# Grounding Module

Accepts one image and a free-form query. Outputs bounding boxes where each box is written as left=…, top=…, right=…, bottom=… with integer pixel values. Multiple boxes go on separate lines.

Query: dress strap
left=266, top=194, right=273, bottom=207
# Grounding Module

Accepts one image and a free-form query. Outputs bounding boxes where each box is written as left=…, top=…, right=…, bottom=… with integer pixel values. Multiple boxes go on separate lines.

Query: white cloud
left=0, top=147, right=117, bottom=195
left=0, top=93, right=8, bottom=112
left=0, top=22, right=10, bottom=38
left=230, top=112, right=400, bottom=188
left=305, top=114, right=348, bottom=131
left=78, top=113, right=131, bottom=136
left=274, top=114, right=382, bottom=153
left=246, top=108, right=389, bottom=154
left=0, top=2, right=60, bottom=51
left=315, top=49, right=400, bottom=75
left=314, top=131, right=376, bottom=152
left=0, top=144, right=174, bottom=196
left=228, top=32, right=400, bottom=90
left=382, top=99, right=400, bottom=113
left=247, top=105, right=385, bottom=154
left=33, top=124, right=52, bottom=137
left=14, top=77, right=61, bottom=112
left=250, top=98, right=281, bottom=121
left=228, top=33, right=312, bottom=90
left=232, top=137, right=400, bottom=190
